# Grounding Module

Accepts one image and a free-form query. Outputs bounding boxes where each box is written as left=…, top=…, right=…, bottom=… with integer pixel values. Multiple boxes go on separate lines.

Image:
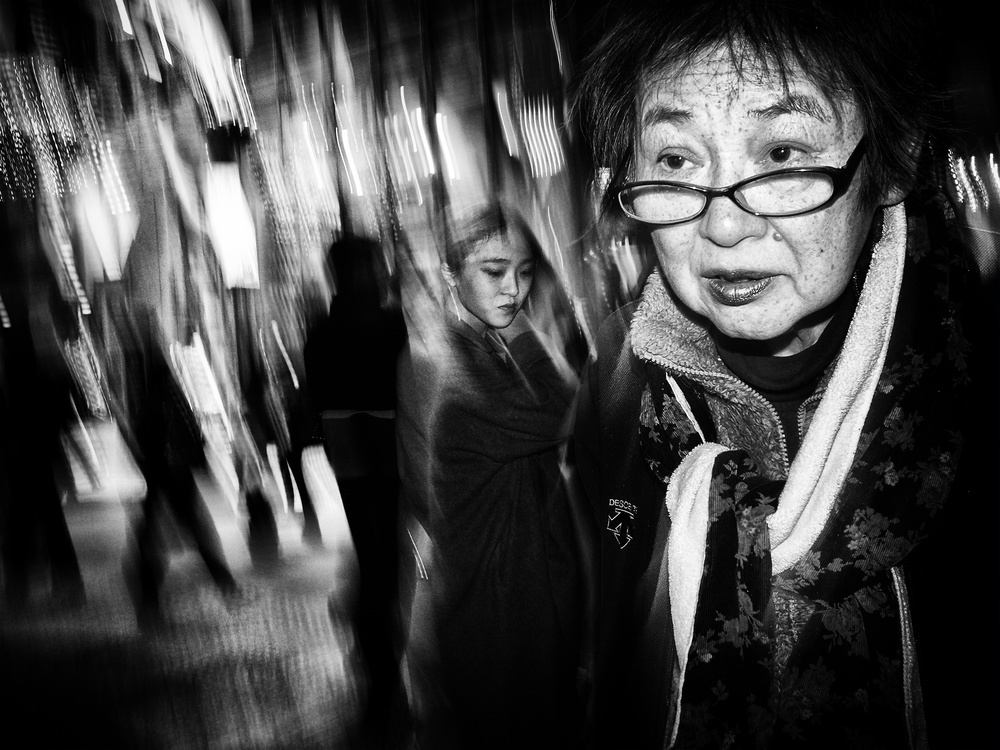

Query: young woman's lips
left=706, top=272, right=774, bottom=305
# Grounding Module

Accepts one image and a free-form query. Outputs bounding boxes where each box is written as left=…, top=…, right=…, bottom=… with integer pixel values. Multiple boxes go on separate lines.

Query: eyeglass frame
left=617, top=135, right=870, bottom=226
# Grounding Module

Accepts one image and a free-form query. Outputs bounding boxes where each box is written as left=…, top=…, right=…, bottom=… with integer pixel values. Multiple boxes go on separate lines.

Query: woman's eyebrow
left=478, top=257, right=512, bottom=265
left=640, top=104, right=692, bottom=130
left=750, top=93, right=832, bottom=123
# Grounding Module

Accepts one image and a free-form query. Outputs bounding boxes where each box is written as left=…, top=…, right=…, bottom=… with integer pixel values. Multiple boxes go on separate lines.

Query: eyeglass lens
left=622, top=171, right=837, bottom=223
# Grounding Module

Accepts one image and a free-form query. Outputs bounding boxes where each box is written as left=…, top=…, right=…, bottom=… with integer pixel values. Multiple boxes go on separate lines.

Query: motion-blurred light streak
left=521, top=96, right=564, bottom=178
left=391, top=112, right=423, bottom=204
left=435, top=112, right=459, bottom=181
left=99, top=139, right=132, bottom=215
left=204, top=161, right=259, bottom=288
left=338, top=127, right=364, bottom=197
left=948, top=149, right=972, bottom=209
left=310, top=83, right=329, bottom=152
left=969, top=155, right=990, bottom=209
left=149, top=0, right=174, bottom=65
left=493, top=83, right=518, bottom=158
left=412, top=107, right=435, bottom=176
left=114, top=0, right=135, bottom=36
left=549, top=1, right=564, bottom=78
left=271, top=319, right=299, bottom=391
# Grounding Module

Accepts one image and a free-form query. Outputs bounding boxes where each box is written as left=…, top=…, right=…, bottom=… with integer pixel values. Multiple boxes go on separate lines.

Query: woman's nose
left=698, top=193, right=769, bottom=248
left=500, top=272, right=519, bottom=297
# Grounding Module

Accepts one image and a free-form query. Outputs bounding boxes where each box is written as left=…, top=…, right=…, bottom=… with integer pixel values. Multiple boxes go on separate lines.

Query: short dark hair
left=444, top=201, right=544, bottom=271
left=573, top=0, right=947, bottom=214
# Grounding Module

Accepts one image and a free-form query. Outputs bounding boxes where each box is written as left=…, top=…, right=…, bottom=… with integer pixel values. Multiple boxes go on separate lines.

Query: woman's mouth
left=707, top=273, right=773, bottom=305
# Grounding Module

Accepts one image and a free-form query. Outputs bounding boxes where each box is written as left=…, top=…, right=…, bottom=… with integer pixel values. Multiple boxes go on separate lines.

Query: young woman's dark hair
left=443, top=201, right=544, bottom=272
left=573, top=0, right=948, bottom=215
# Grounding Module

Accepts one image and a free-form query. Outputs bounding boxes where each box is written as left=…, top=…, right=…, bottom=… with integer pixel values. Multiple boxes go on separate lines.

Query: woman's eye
left=484, top=269, right=504, bottom=279
left=770, top=146, right=792, bottom=163
left=768, top=145, right=804, bottom=165
left=660, top=153, right=687, bottom=170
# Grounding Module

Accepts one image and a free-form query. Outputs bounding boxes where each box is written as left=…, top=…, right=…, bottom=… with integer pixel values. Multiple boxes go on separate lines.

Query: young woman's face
left=451, top=233, right=535, bottom=331
left=636, top=49, right=896, bottom=355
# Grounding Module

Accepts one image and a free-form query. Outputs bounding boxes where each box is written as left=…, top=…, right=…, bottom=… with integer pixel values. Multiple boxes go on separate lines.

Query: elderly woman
left=572, top=1, right=979, bottom=748
left=397, top=202, right=586, bottom=748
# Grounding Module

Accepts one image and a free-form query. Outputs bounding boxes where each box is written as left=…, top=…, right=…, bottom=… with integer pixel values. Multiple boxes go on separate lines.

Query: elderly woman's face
left=637, top=49, right=883, bottom=355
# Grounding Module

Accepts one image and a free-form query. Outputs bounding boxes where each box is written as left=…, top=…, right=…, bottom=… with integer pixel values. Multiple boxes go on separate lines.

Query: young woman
left=572, top=1, right=989, bottom=747
left=397, top=202, right=586, bottom=749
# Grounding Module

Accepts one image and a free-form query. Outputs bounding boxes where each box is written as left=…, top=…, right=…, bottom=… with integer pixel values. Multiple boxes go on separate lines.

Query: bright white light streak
left=346, top=130, right=366, bottom=196
left=524, top=98, right=556, bottom=177
left=311, top=84, right=328, bottom=150
left=545, top=207, right=566, bottom=277
left=302, top=117, right=327, bottom=192
left=100, top=139, right=130, bottom=215
left=392, top=114, right=423, bottom=204
left=540, top=98, right=563, bottom=175
left=0, top=293, right=9, bottom=328
left=436, top=113, right=459, bottom=181
left=383, top=116, right=405, bottom=182
left=989, top=152, right=1000, bottom=194
left=400, top=87, right=418, bottom=154
left=521, top=99, right=540, bottom=177
left=114, top=0, right=133, bottom=35
left=332, top=96, right=362, bottom=195
left=493, top=84, right=518, bottom=158
left=549, top=1, right=564, bottom=77
left=948, top=150, right=968, bottom=206
left=957, top=156, right=978, bottom=212
left=392, top=115, right=414, bottom=182
left=271, top=321, right=300, bottom=390
left=970, top=155, right=990, bottom=209
left=338, top=128, right=363, bottom=196
left=149, top=0, right=172, bottom=64
left=335, top=128, right=356, bottom=195
left=532, top=99, right=554, bottom=176
left=234, top=60, right=257, bottom=130
left=413, top=107, right=436, bottom=175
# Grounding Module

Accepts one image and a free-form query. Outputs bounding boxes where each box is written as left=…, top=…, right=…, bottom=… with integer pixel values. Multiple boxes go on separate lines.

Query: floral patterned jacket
left=574, top=199, right=973, bottom=749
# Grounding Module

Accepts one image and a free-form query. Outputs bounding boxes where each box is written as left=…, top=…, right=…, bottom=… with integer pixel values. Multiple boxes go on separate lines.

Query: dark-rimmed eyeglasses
left=617, top=136, right=869, bottom=225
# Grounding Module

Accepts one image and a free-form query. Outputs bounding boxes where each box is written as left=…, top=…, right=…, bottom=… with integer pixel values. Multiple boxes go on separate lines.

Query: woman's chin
left=711, top=323, right=806, bottom=357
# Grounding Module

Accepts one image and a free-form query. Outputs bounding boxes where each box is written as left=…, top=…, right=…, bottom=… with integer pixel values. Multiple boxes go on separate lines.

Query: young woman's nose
left=500, top=271, right=519, bottom=297
left=698, top=192, right=769, bottom=248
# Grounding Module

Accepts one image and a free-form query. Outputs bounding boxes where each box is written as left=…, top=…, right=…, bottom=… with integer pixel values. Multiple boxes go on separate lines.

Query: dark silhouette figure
left=0, top=222, right=85, bottom=611
left=303, top=235, right=409, bottom=748
left=118, top=308, right=239, bottom=629
left=231, top=289, right=283, bottom=572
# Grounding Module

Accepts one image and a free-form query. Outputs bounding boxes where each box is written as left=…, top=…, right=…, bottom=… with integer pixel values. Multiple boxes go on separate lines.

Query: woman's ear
left=880, top=135, right=925, bottom=206
left=881, top=181, right=911, bottom=207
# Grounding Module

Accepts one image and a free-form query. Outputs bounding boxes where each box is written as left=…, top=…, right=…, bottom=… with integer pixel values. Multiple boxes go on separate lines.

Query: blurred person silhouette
left=232, top=299, right=284, bottom=573
left=396, top=202, right=587, bottom=749
left=244, top=319, right=323, bottom=551
left=117, top=305, right=240, bottom=630
left=303, top=234, right=410, bottom=748
left=0, top=221, right=86, bottom=611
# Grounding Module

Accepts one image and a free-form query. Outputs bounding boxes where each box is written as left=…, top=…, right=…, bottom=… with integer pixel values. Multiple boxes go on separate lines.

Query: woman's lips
left=706, top=273, right=773, bottom=305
